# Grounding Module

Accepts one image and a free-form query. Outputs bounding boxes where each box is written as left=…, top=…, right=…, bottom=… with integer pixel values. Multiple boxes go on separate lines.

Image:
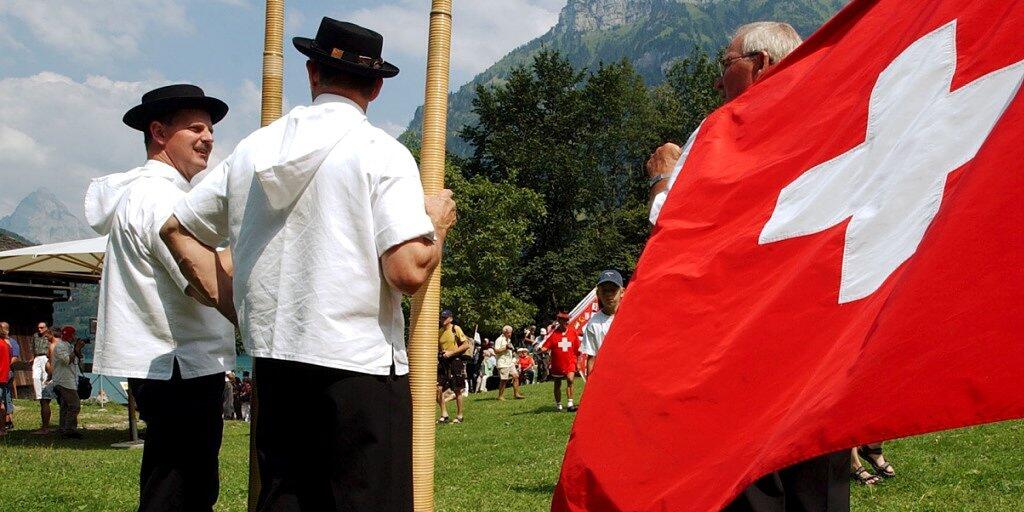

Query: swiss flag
left=553, top=0, right=1024, bottom=510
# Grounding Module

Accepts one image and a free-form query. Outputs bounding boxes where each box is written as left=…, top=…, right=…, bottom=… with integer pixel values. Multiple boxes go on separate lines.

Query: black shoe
left=567, top=405, right=578, bottom=412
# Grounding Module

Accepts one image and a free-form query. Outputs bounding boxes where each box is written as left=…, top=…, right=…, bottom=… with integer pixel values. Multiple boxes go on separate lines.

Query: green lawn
left=0, top=382, right=1021, bottom=511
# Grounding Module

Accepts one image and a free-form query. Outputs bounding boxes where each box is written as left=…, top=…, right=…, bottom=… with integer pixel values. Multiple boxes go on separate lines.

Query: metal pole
left=410, top=2, right=453, bottom=511
left=249, top=1, right=284, bottom=510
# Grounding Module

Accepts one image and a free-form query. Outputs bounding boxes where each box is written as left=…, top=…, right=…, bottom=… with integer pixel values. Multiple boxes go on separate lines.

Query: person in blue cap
left=581, top=270, right=624, bottom=375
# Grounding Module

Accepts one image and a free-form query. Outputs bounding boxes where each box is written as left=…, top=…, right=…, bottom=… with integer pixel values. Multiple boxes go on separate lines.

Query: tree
left=440, top=161, right=544, bottom=334
left=651, top=49, right=723, bottom=144
left=441, top=47, right=722, bottom=327
left=462, top=51, right=661, bottom=317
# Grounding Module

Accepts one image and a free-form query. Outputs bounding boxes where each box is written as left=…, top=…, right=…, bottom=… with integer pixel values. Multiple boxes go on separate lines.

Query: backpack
left=456, top=326, right=475, bottom=359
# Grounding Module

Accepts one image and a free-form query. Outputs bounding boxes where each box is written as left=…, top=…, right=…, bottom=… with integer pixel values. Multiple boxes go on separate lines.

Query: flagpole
left=409, top=1, right=453, bottom=511
left=249, top=1, right=284, bottom=510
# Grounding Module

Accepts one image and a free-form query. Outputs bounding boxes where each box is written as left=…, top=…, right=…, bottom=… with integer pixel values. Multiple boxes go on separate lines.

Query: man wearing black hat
left=85, top=84, right=236, bottom=511
left=160, top=18, right=456, bottom=512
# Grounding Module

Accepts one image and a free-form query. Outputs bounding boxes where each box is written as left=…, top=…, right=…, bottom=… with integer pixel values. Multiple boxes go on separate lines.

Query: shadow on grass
left=511, top=481, right=557, bottom=495
left=0, top=427, right=141, bottom=451
left=512, top=405, right=571, bottom=416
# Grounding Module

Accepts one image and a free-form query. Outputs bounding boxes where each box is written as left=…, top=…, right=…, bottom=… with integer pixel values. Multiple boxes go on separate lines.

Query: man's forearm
left=160, top=215, right=237, bottom=324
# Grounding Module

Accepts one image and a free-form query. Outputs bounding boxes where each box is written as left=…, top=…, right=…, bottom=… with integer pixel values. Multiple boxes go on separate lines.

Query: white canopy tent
left=0, top=236, right=107, bottom=276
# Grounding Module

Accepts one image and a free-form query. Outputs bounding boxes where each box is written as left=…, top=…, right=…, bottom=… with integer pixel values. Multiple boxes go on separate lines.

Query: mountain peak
left=22, top=186, right=59, bottom=202
left=558, top=0, right=657, bottom=33
left=558, top=0, right=719, bottom=34
left=0, top=187, right=94, bottom=244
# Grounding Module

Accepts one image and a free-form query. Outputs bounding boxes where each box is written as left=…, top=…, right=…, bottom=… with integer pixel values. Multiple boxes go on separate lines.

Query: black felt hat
left=122, top=84, right=228, bottom=131
left=293, top=18, right=399, bottom=78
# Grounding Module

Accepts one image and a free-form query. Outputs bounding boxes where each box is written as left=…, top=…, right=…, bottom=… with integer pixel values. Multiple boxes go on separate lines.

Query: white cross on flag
left=555, top=1, right=1024, bottom=510
left=557, top=337, right=573, bottom=352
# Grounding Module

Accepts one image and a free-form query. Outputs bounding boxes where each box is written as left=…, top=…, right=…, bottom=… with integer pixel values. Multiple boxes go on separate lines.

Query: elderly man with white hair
left=645, top=21, right=851, bottom=512
left=647, top=21, right=804, bottom=221
left=493, top=325, right=524, bottom=400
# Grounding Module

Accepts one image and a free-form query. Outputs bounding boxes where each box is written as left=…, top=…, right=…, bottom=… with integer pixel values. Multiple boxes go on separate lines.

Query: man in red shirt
left=538, top=312, right=581, bottom=412
left=0, top=322, right=11, bottom=436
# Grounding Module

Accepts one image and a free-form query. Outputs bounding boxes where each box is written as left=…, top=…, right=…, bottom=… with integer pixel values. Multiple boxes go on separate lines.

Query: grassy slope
left=0, top=383, right=1021, bottom=511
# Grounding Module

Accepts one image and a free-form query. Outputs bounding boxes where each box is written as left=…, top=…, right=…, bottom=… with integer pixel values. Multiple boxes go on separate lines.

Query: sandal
left=436, top=416, right=450, bottom=424
left=452, top=416, right=463, bottom=424
left=851, top=467, right=882, bottom=486
left=858, top=445, right=896, bottom=478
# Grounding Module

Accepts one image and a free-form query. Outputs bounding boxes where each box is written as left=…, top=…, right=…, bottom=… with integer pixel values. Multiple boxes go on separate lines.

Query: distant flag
left=565, top=288, right=599, bottom=344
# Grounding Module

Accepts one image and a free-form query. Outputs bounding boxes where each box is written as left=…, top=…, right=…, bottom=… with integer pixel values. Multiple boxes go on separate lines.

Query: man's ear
left=368, top=77, right=384, bottom=102
left=306, top=60, right=319, bottom=88
left=753, top=51, right=773, bottom=80
left=149, top=120, right=167, bottom=146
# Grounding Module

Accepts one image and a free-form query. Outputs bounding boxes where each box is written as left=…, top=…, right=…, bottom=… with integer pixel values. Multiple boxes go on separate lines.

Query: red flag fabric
left=567, top=288, right=601, bottom=342
left=553, top=1, right=1024, bottom=510
left=564, top=289, right=600, bottom=376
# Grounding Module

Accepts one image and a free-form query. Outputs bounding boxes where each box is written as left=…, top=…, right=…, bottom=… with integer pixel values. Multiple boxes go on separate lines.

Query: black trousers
left=128, top=363, right=225, bottom=512
left=253, top=357, right=413, bottom=512
left=724, top=451, right=851, bottom=512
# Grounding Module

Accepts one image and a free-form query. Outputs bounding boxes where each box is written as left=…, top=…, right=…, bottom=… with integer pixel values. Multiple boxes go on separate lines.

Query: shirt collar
left=312, top=93, right=366, bottom=114
left=143, top=159, right=191, bottom=191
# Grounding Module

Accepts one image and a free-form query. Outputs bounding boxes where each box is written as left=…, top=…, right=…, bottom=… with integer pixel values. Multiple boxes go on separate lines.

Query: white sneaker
left=556, top=404, right=564, bottom=411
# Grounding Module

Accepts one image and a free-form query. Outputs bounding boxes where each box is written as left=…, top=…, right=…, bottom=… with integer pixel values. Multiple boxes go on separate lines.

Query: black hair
left=316, top=62, right=378, bottom=97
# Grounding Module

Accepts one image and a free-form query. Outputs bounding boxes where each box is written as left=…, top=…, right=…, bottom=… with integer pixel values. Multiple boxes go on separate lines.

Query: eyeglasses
left=718, top=51, right=764, bottom=76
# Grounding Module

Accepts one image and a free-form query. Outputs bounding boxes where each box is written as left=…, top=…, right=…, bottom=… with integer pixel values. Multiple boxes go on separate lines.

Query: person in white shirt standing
left=580, top=270, right=624, bottom=376
left=160, top=18, right=457, bottom=512
left=85, top=84, right=235, bottom=512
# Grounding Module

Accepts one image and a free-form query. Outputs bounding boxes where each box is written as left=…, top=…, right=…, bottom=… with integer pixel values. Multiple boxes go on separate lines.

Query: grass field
left=0, top=381, right=1021, bottom=511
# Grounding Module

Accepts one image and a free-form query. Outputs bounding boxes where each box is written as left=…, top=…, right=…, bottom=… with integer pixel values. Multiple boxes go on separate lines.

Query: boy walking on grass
left=538, top=312, right=581, bottom=412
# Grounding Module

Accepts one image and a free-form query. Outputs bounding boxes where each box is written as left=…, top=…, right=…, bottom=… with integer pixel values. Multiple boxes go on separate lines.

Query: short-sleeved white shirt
left=86, top=160, right=235, bottom=380
left=174, top=94, right=435, bottom=376
left=581, top=310, right=614, bottom=357
left=494, top=335, right=514, bottom=369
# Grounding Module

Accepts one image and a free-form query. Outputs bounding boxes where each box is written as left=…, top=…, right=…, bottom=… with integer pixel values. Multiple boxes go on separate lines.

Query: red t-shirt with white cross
left=543, top=329, right=581, bottom=376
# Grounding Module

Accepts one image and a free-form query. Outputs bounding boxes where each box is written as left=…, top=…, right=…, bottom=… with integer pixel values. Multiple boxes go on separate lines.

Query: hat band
left=329, top=48, right=384, bottom=70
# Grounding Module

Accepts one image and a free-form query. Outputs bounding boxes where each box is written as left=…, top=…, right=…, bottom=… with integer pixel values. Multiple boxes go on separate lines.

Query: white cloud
left=0, top=72, right=256, bottom=220
left=349, top=0, right=561, bottom=78
left=0, top=72, right=167, bottom=218
left=0, top=0, right=193, bottom=63
left=380, top=120, right=409, bottom=138
left=0, top=125, right=48, bottom=167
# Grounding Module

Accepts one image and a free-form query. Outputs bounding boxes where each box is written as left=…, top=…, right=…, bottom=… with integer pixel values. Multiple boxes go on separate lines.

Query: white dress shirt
left=649, top=124, right=703, bottom=224
left=85, top=160, right=235, bottom=380
left=580, top=310, right=614, bottom=357
left=174, top=94, right=435, bottom=376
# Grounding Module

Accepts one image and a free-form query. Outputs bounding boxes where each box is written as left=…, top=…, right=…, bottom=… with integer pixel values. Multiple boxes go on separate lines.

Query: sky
left=0, top=0, right=567, bottom=219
